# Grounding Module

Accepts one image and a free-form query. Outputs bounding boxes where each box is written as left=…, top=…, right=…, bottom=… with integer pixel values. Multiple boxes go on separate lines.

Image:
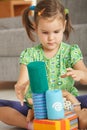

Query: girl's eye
left=42, top=32, right=48, bottom=34
left=54, top=30, right=60, bottom=33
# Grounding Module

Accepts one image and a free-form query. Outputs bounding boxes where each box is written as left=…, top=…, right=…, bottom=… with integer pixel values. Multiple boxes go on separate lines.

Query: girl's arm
left=61, top=60, right=87, bottom=85
left=16, top=64, right=29, bottom=84
left=15, top=64, right=29, bottom=106
left=15, top=64, right=34, bottom=122
left=73, top=60, right=87, bottom=84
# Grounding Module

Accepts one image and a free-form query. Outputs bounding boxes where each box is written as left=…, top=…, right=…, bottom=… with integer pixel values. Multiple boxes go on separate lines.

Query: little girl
left=0, top=0, right=87, bottom=129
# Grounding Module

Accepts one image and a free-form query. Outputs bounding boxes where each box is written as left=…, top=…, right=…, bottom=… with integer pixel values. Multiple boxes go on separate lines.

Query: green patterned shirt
left=20, top=42, right=83, bottom=103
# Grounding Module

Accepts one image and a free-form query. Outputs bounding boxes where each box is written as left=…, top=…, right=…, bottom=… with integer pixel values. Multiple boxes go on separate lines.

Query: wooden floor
left=0, top=81, right=16, bottom=89
left=0, top=122, right=24, bottom=130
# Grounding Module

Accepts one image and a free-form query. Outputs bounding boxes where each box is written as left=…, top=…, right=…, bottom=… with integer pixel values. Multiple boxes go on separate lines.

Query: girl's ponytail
left=22, top=7, right=35, bottom=41
left=64, top=11, right=73, bottom=40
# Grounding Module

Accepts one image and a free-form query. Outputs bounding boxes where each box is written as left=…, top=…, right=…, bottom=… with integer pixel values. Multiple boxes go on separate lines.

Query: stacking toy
left=27, top=61, right=48, bottom=93
left=33, top=119, right=70, bottom=130
left=32, top=93, right=47, bottom=119
left=46, top=89, right=64, bottom=119
left=33, top=111, right=78, bottom=130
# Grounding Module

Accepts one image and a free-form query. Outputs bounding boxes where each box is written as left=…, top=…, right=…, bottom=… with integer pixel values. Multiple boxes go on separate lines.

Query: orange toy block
left=65, top=111, right=78, bottom=130
left=33, top=119, right=70, bottom=130
left=33, top=111, right=78, bottom=130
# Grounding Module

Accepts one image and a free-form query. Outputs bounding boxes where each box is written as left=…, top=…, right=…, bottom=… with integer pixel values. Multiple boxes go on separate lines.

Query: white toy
left=63, top=98, right=72, bottom=111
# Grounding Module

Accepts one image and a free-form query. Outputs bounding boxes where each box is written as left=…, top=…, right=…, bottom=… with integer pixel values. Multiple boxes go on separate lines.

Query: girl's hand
left=62, top=90, right=79, bottom=104
left=61, top=68, right=84, bottom=82
left=62, top=90, right=81, bottom=112
left=15, top=81, right=29, bottom=106
left=26, top=109, right=34, bottom=122
left=27, top=98, right=33, bottom=105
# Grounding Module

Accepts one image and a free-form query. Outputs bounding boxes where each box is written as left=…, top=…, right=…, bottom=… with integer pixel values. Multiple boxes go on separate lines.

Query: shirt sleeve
left=19, top=48, right=31, bottom=65
left=70, top=44, right=83, bottom=66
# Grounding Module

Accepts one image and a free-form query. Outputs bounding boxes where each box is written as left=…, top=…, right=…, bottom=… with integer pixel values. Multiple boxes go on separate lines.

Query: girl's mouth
left=48, top=42, right=55, bottom=45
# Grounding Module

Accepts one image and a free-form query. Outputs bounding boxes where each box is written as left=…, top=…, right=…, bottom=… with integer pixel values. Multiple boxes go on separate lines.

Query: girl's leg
left=76, top=95, right=87, bottom=129
left=0, top=99, right=29, bottom=116
left=78, top=108, right=87, bottom=129
left=76, top=95, right=87, bottom=108
left=0, top=106, right=27, bottom=128
left=0, top=99, right=32, bottom=129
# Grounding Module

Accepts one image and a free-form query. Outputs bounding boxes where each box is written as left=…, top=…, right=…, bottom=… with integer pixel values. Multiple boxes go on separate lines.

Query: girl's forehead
left=37, top=17, right=64, bottom=27
left=36, top=13, right=65, bottom=24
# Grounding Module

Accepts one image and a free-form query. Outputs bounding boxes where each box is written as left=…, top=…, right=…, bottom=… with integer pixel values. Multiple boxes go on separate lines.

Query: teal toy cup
left=27, top=61, right=48, bottom=93
left=46, top=89, right=64, bottom=120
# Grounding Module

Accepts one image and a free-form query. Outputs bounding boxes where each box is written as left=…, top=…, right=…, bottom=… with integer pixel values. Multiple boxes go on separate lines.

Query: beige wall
left=37, top=0, right=40, bottom=3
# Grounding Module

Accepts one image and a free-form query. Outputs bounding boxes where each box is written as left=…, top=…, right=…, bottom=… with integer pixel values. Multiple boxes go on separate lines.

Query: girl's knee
left=78, top=109, right=87, bottom=129
left=78, top=118, right=87, bottom=129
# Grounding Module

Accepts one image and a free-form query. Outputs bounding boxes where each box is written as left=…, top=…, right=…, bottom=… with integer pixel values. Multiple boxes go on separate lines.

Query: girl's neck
left=42, top=45, right=60, bottom=59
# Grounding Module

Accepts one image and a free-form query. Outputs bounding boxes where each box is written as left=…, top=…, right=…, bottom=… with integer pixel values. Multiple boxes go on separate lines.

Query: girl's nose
left=48, top=34, right=54, bottom=41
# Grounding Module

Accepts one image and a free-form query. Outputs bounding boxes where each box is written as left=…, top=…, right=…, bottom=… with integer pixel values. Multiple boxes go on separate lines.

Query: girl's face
left=36, top=17, right=66, bottom=55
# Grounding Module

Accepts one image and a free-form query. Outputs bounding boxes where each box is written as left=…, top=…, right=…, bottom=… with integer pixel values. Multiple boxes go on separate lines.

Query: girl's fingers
left=20, top=100, right=24, bottom=106
left=61, top=68, right=73, bottom=78
left=66, top=68, right=73, bottom=71
left=15, top=84, right=25, bottom=105
left=61, top=68, right=78, bottom=80
left=27, top=98, right=33, bottom=105
left=16, top=90, right=24, bottom=106
left=15, top=81, right=29, bottom=106
left=61, top=73, right=67, bottom=78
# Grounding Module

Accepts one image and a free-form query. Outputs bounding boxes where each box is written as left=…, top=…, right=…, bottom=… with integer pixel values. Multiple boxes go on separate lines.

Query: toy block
left=65, top=111, right=78, bottom=130
left=33, top=119, right=70, bottom=130
left=33, top=111, right=78, bottom=130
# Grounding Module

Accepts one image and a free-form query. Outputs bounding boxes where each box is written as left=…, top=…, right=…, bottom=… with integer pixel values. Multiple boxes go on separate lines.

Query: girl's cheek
left=42, top=35, right=47, bottom=41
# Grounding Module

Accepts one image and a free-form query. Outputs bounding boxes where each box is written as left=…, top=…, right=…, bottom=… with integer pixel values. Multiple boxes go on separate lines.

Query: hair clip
left=38, top=8, right=45, bottom=16
left=29, top=5, right=36, bottom=10
left=64, top=8, right=69, bottom=15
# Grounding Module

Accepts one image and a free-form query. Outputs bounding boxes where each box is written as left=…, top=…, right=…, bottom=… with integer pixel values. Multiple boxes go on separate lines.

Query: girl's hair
left=22, top=0, right=73, bottom=41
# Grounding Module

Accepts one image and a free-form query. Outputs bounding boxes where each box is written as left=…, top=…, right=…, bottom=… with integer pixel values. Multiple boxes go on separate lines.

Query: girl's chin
left=47, top=46, right=57, bottom=50
left=45, top=48, right=57, bottom=52
left=43, top=45, right=58, bottom=51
